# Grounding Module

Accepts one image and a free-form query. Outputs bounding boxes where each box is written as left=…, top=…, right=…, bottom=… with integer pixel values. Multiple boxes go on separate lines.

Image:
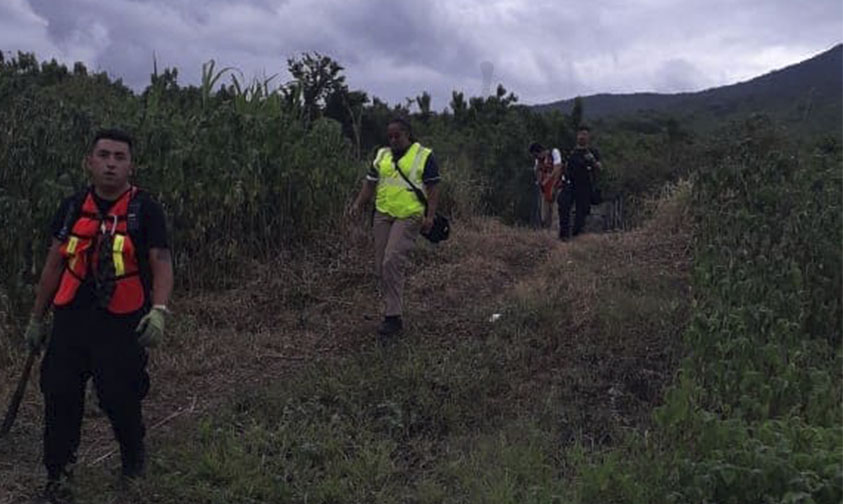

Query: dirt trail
left=0, top=206, right=691, bottom=502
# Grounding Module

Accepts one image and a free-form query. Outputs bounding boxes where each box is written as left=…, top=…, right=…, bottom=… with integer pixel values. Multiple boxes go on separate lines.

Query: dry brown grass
left=0, top=185, right=692, bottom=501
left=476, top=181, right=693, bottom=445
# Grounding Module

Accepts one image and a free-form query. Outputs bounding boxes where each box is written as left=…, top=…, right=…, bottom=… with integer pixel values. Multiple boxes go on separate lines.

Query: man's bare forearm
left=149, top=248, right=174, bottom=306
left=550, top=163, right=564, bottom=182
left=31, top=239, right=65, bottom=319
left=354, top=180, right=376, bottom=209
left=425, top=183, right=440, bottom=217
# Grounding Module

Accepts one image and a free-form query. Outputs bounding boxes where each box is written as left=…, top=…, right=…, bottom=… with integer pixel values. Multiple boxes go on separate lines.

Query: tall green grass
left=573, top=118, right=843, bottom=503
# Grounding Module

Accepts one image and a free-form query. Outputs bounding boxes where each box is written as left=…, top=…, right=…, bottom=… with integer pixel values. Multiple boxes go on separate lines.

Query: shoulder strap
left=126, top=187, right=142, bottom=235
left=394, top=159, right=428, bottom=209
left=56, top=188, right=89, bottom=242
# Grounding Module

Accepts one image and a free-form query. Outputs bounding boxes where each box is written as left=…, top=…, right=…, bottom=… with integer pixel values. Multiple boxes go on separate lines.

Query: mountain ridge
left=533, top=44, right=842, bottom=135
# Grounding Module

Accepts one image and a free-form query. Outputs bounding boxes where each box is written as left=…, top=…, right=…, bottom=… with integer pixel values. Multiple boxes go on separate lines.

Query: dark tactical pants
left=40, top=306, right=149, bottom=479
left=557, top=183, right=591, bottom=239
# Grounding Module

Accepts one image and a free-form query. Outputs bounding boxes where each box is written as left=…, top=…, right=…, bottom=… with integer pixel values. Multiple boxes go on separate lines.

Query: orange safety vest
left=53, top=187, right=146, bottom=314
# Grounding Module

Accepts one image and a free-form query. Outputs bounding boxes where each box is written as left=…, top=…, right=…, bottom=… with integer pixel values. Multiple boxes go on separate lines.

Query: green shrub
left=575, top=118, right=843, bottom=503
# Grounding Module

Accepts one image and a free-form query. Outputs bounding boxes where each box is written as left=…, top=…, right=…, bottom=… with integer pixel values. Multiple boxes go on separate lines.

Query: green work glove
left=24, top=315, right=47, bottom=352
left=135, top=306, right=167, bottom=348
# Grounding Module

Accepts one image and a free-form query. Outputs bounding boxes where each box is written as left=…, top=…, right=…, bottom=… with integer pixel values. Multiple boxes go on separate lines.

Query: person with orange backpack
left=529, top=142, right=563, bottom=230
left=23, top=129, right=173, bottom=502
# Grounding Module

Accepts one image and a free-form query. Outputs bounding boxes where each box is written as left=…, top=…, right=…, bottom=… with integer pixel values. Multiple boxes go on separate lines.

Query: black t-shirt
left=566, top=147, right=601, bottom=187
left=50, top=188, right=169, bottom=310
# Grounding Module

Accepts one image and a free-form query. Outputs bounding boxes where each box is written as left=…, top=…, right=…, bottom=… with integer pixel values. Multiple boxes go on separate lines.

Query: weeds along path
left=0, top=198, right=691, bottom=502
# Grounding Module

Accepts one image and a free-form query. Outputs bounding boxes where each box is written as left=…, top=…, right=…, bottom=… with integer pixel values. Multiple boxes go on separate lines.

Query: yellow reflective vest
left=373, top=142, right=431, bottom=219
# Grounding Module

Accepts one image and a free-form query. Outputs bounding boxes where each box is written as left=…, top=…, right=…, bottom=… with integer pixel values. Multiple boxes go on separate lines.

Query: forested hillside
left=536, top=44, right=843, bottom=137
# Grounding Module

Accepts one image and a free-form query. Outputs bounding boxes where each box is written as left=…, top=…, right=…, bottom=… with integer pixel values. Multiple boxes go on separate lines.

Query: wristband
left=152, top=304, right=171, bottom=314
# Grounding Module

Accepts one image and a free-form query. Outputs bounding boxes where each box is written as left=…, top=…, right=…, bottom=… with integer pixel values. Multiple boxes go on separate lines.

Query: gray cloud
left=654, top=58, right=709, bottom=93
left=1, top=0, right=840, bottom=108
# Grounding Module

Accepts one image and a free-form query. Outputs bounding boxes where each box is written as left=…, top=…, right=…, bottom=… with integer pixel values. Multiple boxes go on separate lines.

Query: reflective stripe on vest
left=374, top=142, right=431, bottom=219
left=52, top=187, right=146, bottom=314
left=112, top=234, right=126, bottom=276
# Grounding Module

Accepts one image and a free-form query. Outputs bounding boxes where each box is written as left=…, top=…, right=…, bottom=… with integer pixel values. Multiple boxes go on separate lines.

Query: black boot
left=42, top=475, right=73, bottom=504
left=121, top=442, right=146, bottom=480
left=377, top=316, right=403, bottom=344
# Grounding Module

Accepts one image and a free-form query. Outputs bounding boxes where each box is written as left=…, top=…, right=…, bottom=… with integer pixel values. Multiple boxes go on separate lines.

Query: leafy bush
left=0, top=53, right=363, bottom=330
left=575, top=117, right=843, bottom=503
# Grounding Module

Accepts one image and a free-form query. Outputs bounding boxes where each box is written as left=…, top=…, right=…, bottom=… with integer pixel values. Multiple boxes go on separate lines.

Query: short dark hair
left=90, top=128, right=133, bottom=155
left=577, top=124, right=591, bottom=132
left=388, top=117, right=412, bottom=135
left=528, top=142, right=544, bottom=155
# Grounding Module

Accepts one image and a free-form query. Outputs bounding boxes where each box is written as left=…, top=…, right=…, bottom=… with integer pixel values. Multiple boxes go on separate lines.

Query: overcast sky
left=1, top=0, right=840, bottom=109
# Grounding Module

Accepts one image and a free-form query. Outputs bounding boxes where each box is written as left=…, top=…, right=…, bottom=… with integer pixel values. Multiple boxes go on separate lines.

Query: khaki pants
left=373, top=211, right=421, bottom=317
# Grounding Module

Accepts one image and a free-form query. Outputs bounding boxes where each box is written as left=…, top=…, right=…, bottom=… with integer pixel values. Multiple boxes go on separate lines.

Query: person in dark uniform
left=558, top=125, right=602, bottom=240
left=23, top=129, right=173, bottom=502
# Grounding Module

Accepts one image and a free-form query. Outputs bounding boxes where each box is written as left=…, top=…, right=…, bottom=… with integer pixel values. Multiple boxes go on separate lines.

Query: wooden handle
left=0, top=349, right=38, bottom=438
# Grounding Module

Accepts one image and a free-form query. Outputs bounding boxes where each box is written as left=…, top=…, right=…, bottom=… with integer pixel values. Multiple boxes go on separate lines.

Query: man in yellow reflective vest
left=350, top=118, right=441, bottom=339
